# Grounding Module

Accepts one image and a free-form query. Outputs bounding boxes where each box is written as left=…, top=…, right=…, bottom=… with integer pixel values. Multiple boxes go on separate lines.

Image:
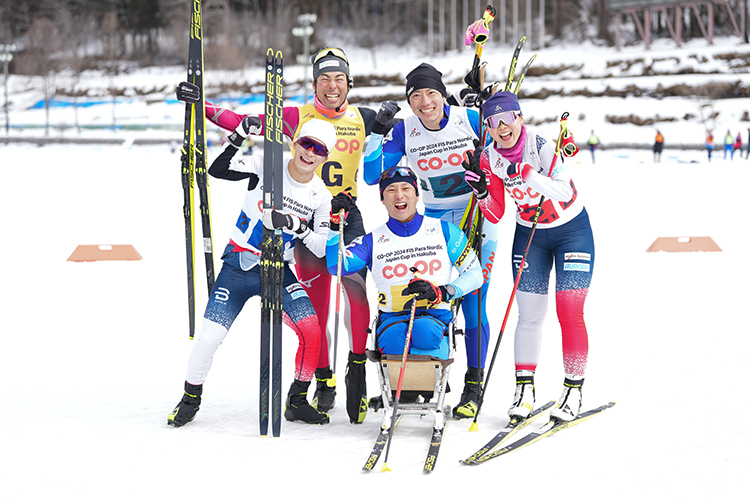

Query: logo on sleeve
left=455, top=244, right=470, bottom=268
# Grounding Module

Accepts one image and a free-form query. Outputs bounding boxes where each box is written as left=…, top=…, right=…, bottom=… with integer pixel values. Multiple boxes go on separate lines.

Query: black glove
left=176, top=81, right=200, bottom=104
left=228, top=115, right=262, bottom=148
left=461, top=139, right=488, bottom=199
left=463, top=62, right=487, bottom=92
left=262, top=209, right=309, bottom=235
left=401, top=278, right=448, bottom=307
left=448, top=87, right=479, bottom=108
left=330, top=190, right=354, bottom=232
left=372, top=101, right=401, bottom=135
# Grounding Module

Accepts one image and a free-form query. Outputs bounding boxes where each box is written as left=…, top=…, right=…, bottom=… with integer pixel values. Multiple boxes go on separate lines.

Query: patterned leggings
left=186, top=246, right=321, bottom=384
left=511, top=209, right=594, bottom=378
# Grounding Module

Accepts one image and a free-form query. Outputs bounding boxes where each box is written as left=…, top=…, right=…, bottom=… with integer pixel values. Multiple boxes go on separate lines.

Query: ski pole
left=381, top=267, right=421, bottom=472
left=464, top=8, right=495, bottom=394
left=475, top=212, right=484, bottom=408
left=467, top=6, right=496, bottom=68
left=462, top=5, right=496, bottom=114
left=330, top=208, right=345, bottom=385
left=470, top=112, right=569, bottom=431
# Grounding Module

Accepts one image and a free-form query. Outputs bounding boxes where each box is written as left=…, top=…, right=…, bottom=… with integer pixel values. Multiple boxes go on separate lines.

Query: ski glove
left=262, top=209, right=309, bottom=236
left=372, top=101, right=401, bottom=135
left=507, top=162, right=533, bottom=181
left=465, top=18, right=491, bottom=46
left=401, top=278, right=449, bottom=308
left=330, top=189, right=354, bottom=232
left=463, top=61, right=486, bottom=92
left=228, top=115, right=262, bottom=148
left=448, top=88, right=479, bottom=108
left=461, top=139, right=488, bottom=199
left=176, top=81, right=200, bottom=104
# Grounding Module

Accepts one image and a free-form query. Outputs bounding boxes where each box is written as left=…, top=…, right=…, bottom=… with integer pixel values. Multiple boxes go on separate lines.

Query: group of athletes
left=167, top=35, right=596, bottom=430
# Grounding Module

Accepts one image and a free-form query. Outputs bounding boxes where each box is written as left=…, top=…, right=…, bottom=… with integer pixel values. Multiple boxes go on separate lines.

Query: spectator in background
left=724, top=130, right=734, bottom=160
left=653, top=130, right=664, bottom=163
left=706, top=131, right=714, bottom=162
left=587, top=130, right=599, bottom=164
left=734, top=132, right=742, bottom=159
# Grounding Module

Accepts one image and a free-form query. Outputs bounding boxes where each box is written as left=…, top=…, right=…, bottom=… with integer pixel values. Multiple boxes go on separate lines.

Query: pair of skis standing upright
left=180, top=2, right=286, bottom=438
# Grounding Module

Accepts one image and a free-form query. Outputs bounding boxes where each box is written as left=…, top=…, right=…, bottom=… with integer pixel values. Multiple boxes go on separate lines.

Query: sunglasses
left=379, top=166, right=418, bottom=182
left=312, top=47, right=349, bottom=65
left=297, top=136, right=329, bottom=157
left=484, top=110, right=519, bottom=128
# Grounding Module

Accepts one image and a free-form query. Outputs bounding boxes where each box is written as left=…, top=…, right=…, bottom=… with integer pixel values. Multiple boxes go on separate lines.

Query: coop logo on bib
left=382, top=259, right=443, bottom=279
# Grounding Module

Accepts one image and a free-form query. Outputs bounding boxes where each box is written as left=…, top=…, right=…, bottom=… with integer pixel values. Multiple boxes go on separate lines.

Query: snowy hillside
left=5, top=37, right=750, bottom=148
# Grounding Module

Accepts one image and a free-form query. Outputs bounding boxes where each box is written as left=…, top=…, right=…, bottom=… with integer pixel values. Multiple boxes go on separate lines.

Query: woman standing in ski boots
left=462, top=90, right=595, bottom=422
left=168, top=119, right=337, bottom=428
left=362, top=63, right=498, bottom=420
left=176, top=47, right=401, bottom=425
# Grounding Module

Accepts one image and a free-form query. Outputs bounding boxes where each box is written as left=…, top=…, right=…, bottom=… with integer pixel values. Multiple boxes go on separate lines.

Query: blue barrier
left=30, top=94, right=305, bottom=110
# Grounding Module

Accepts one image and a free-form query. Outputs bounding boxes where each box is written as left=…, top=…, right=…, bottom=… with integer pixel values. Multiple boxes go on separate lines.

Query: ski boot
left=311, top=366, right=336, bottom=412
left=507, top=370, right=536, bottom=419
left=284, top=379, right=330, bottom=425
left=550, top=377, right=584, bottom=422
left=345, top=351, right=368, bottom=424
left=167, top=381, right=203, bottom=428
left=452, top=367, right=484, bottom=419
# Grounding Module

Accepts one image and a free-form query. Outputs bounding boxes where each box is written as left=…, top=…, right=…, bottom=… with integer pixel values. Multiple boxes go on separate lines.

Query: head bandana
left=379, top=167, right=420, bottom=200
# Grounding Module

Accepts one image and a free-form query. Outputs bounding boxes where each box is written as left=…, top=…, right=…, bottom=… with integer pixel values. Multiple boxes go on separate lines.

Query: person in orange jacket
left=653, top=130, right=664, bottom=162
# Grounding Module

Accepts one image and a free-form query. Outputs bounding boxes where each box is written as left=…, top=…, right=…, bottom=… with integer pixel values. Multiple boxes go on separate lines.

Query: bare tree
left=101, top=10, right=122, bottom=129
left=57, top=5, right=100, bottom=132
left=14, top=17, right=61, bottom=135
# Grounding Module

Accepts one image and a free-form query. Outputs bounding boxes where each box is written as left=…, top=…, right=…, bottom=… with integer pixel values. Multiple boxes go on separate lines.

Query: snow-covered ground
left=1, top=38, right=748, bottom=497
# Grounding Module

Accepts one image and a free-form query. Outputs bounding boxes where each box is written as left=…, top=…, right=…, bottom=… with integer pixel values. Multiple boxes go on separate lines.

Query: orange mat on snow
left=646, top=237, right=722, bottom=253
left=67, top=244, right=143, bottom=262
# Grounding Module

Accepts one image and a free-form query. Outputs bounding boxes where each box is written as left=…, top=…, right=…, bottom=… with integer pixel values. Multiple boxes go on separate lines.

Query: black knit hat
left=405, top=63, right=447, bottom=99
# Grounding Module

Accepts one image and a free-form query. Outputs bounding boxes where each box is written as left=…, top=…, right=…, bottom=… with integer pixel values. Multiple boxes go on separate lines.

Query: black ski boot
left=167, top=381, right=203, bottom=428
left=452, top=367, right=484, bottom=419
left=284, top=379, right=330, bottom=425
left=345, top=351, right=368, bottom=424
left=311, top=366, right=336, bottom=412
